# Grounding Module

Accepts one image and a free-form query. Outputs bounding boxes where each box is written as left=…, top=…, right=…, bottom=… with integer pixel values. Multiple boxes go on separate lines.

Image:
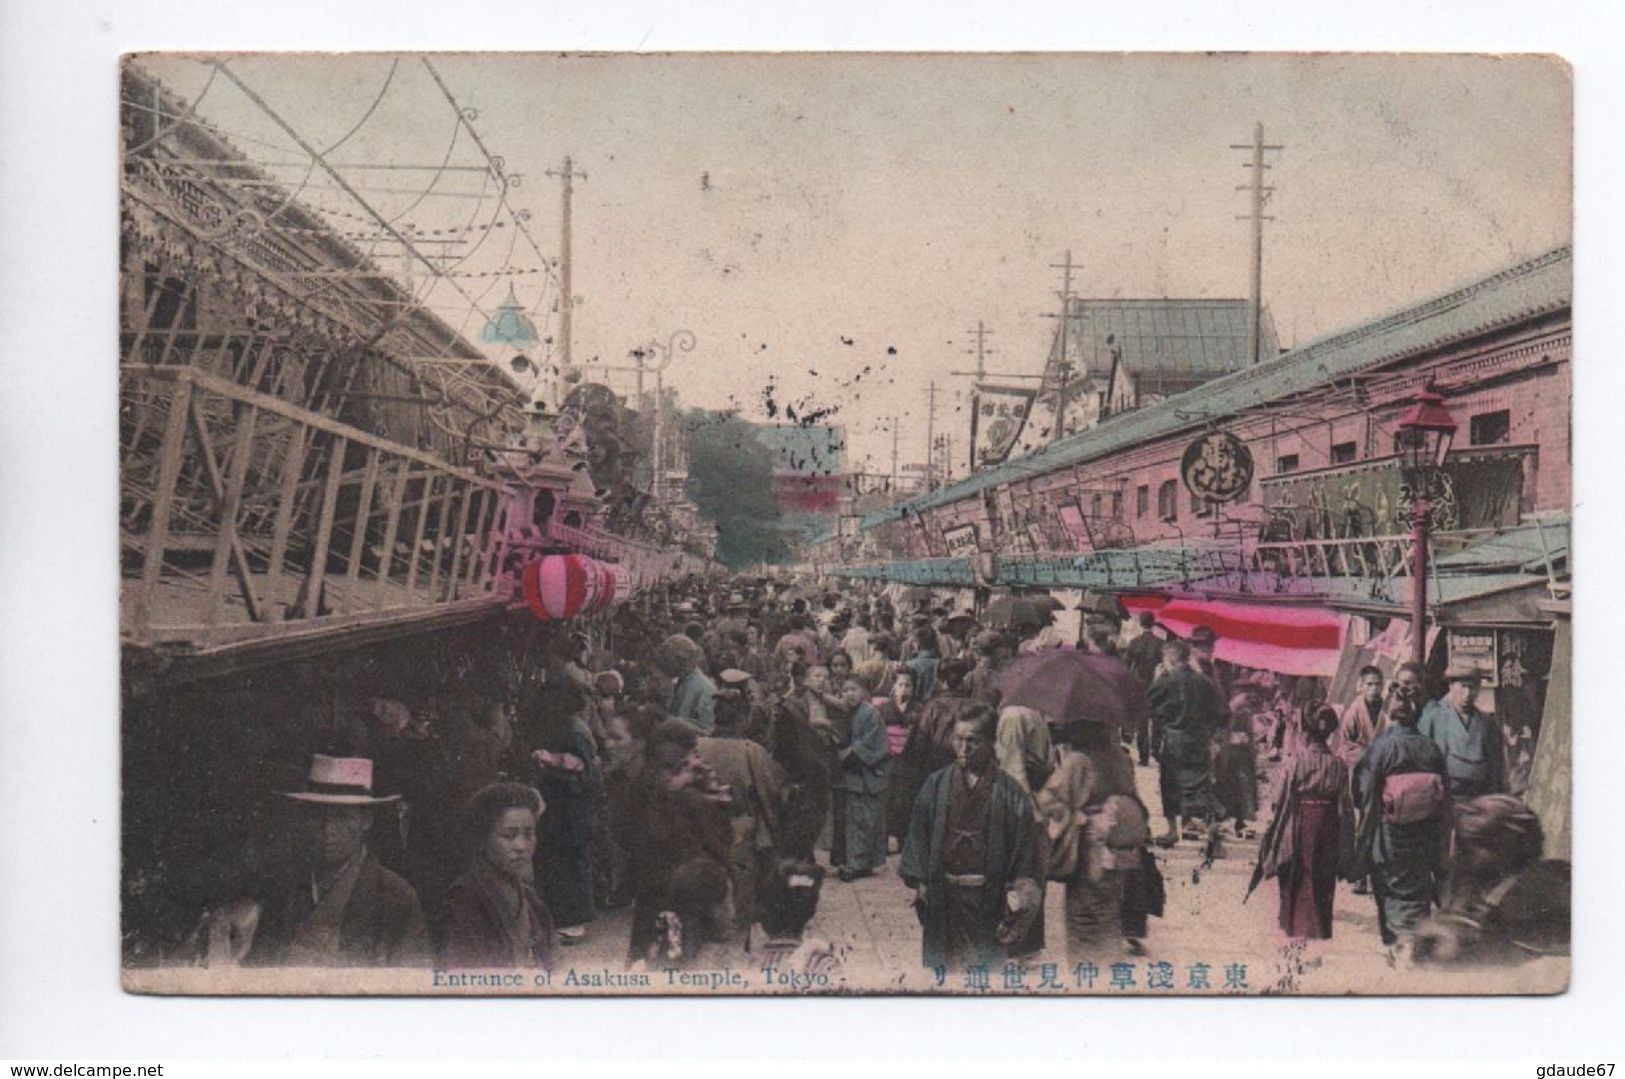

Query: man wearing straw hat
left=244, top=754, right=431, bottom=967
left=1419, top=661, right=1507, bottom=800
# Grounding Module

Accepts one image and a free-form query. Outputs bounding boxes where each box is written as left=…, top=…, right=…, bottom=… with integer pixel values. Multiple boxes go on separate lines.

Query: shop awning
left=1120, top=595, right=1348, bottom=678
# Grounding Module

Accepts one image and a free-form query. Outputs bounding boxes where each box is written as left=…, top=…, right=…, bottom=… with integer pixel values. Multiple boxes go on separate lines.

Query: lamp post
left=640, top=330, right=696, bottom=506
left=1394, top=387, right=1458, bottom=667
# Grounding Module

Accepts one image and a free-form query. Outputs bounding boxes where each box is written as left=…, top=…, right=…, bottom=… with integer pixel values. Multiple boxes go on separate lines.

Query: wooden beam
left=264, top=425, right=308, bottom=619
left=344, top=446, right=381, bottom=610
left=405, top=473, right=436, bottom=596
left=300, top=434, right=349, bottom=622
left=464, top=490, right=495, bottom=590
left=375, top=461, right=409, bottom=610
left=425, top=480, right=456, bottom=600
left=442, top=485, right=475, bottom=601
left=124, top=365, right=502, bottom=490
left=203, top=402, right=262, bottom=632
left=132, top=379, right=194, bottom=637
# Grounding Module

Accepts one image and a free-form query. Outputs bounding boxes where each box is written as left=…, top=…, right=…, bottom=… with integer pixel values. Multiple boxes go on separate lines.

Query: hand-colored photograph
left=117, top=51, right=1571, bottom=996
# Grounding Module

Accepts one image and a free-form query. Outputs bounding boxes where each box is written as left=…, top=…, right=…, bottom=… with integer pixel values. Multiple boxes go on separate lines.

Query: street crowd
left=191, top=576, right=1569, bottom=981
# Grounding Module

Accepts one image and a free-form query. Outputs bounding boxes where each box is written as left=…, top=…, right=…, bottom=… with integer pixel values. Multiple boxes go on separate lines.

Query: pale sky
left=135, top=52, right=1571, bottom=477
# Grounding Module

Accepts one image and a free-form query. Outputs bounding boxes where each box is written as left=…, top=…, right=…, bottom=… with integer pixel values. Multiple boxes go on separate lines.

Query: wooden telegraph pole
left=1230, top=123, right=1283, bottom=365
left=924, top=381, right=938, bottom=489
left=546, top=156, right=588, bottom=370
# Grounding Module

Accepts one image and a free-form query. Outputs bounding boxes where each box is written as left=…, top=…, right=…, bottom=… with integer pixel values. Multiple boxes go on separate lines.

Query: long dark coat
left=248, top=851, right=430, bottom=967
left=899, top=764, right=1038, bottom=969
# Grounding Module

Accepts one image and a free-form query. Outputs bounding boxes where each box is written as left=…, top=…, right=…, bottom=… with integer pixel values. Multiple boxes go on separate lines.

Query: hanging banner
left=1260, top=450, right=1526, bottom=540
left=971, top=383, right=1038, bottom=468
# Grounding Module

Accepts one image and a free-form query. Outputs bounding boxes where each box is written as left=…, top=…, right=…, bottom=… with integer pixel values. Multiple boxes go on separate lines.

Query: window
left=1156, top=479, right=1177, bottom=520
left=1190, top=489, right=1214, bottom=517
left=1090, top=494, right=1103, bottom=517
left=1111, top=492, right=1123, bottom=519
left=1136, top=485, right=1149, bottom=518
left=1331, top=441, right=1358, bottom=464
left=1470, top=409, right=1511, bottom=446
left=1276, top=454, right=1300, bottom=474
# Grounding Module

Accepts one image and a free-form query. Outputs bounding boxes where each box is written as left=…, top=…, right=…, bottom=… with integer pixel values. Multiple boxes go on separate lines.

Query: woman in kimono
left=435, top=782, right=555, bottom=969
left=876, top=668, right=924, bottom=852
left=1252, top=705, right=1356, bottom=939
left=512, top=681, right=599, bottom=945
left=835, top=677, right=891, bottom=881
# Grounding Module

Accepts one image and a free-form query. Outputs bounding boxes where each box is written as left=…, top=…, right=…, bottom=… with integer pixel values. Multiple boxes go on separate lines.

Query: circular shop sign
left=1181, top=430, right=1255, bottom=502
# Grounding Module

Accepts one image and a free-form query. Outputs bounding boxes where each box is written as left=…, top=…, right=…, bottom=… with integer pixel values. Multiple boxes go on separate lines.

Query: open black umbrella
left=983, top=595, right=1052, bottom=629
left=995, top=649, right=1149, bottom=729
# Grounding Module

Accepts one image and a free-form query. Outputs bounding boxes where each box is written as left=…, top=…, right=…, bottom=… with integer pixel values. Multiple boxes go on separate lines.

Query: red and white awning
left=1120, top=595, right=1348, bottom=677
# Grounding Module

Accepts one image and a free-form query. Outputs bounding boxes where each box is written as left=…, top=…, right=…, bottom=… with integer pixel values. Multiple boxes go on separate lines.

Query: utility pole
left=890, top=418, right=900, bottom=493
left=545, top=155, right=588, bottom=370
left=1043, top=250, right=1084, bottom=445
left=929, top=383, right=942, bottom=487
left=967, top=320, right=992, bottom=381
left=1052, top=363, right=1074, bottom=445
left=1231, top=123, right=1283, bottom=365
left=1051, top=249, right=1076, bottom=315
left=924, top=381, right=938, bottom=490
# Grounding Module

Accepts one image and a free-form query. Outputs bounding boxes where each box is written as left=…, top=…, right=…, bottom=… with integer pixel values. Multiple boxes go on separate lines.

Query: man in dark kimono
left=1121, top=614, right=1164, bottom=765
left=1352, top=699, right=1448, bottom=946
left=1147, top=638, right=1226, bottom=846
left=900, top=704, right=1039, bottom=972
left=768, top=665, right=833, bottom=862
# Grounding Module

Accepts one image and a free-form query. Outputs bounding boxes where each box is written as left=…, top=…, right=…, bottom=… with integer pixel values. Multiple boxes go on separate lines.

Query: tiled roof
left=1066, top=297, right=1278, bottom=396
left=862, top=246, right=1572, bottom=529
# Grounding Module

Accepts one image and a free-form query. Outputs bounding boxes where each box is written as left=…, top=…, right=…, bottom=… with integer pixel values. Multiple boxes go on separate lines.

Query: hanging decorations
left=519, top=553, right=629, bottom=621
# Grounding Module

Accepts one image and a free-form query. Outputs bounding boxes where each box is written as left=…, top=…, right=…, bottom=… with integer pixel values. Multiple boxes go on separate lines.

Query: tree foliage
left=681, top=410, right=790, bottom=568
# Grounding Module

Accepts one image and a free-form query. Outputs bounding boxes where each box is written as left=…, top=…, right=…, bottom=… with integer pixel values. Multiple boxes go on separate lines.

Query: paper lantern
left=603, top=562, right=632, bottom=608
left=521, top=554, right=601, bottom=621
left=585, top=559, right=614, bottom=614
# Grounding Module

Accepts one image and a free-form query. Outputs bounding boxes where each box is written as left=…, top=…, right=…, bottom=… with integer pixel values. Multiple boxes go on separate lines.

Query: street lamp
left=1394, top=387, right=1458, bottom=666
left=635, top=330, right=696, bottom=505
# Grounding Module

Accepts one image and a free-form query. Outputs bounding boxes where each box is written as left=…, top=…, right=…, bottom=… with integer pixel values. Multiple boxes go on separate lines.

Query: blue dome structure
left=479, top=286, right=540, bottom=348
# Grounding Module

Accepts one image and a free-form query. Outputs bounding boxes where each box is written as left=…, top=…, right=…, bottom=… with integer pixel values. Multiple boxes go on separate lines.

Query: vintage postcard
left=118, top=51, right=1571, bottom=996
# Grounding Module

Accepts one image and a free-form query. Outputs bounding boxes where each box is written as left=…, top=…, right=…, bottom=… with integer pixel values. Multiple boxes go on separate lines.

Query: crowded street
left=110, top=54, right=1571, bottom=998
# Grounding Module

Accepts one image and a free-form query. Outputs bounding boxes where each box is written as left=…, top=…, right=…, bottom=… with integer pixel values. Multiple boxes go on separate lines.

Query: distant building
left=755, top=424, right=847, bottom=542
left=1016, top=298, right=1278, bottom=453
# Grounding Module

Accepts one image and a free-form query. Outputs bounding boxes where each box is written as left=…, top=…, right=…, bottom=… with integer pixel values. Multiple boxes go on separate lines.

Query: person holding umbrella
left=994, top=645, right=1149, bottom=959
left=1037, top=720, right=1148, bottom=960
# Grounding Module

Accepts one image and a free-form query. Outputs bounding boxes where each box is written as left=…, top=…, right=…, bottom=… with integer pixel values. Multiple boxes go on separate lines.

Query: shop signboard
left=1448, top=627, right=1500, bottom=687
left=1181, top=429, right=1255, bottom=501
left=942, top=522, right=981, bottom=557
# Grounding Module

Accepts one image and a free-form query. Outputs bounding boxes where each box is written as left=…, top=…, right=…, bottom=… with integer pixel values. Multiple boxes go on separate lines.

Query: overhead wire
left=261, top=58, right=401, bottom=226
left=121, top=63, right=220, bottom=157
